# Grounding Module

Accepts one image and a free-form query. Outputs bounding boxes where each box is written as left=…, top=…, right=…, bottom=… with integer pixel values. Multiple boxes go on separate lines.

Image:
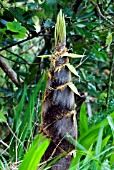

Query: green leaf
left=54, top=9, right=66, bottom=46
left=69, top=154, right=81, bottom=170
left=107, top=115, right=114, bottom=138
left=63, top=53, right=85, bottom=58
left=106, top=32, right=112, bottom=46
left=46, top=0, right=56, bottom=4
left=14, top=84, right=27, bottom=132
left=79, top=102, right=88, bottom=136
left=9, top=85, right=27, bottom=159
left=66, top=63, right=79, bottom=77
left=37, top=53, right=85, bottom=59
left=0, top=154, right=10, bottom=170
left=32, top=16, right=40, bottom=32
left=37, top=55, right=51, bottom=58
left=18, top=74, right=47, bottom=158
left=66, top=134, right=87, bottom=151
left=107, top=115, right=114, bottom=133
left=78, top=111, right=114, bottom=149
left=7, top=21, right=21, bottom=32
left=68, top=83, right=80, bottom=96
left=18, top=134, right=50, bottom=170
left=14, top=32, right=26, bottom=39
left=0, top=110, right=7, bottom=123
left=102, top=135, right=110, bottom=150
left=76, top=24, right=86, bottom=28
left=68, top=134, right=89, bottom=170
left=95, top=126, right=104, bottom=160
left=81, top=144, right=93, bottom=170
left=6, top=21, right=26, bottom=38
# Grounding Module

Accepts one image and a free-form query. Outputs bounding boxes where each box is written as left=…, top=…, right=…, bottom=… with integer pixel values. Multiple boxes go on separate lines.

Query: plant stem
left=106, top=51, right=114, bottom=108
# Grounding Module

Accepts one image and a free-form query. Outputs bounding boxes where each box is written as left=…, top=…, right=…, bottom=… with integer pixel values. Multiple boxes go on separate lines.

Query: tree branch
left=0, top=53, right=48, bottom=66
left=6, top=49, right=29, bottom=64
left=89, top=0, right=113, bottom=25
left=0, top=55, right=22, bottom=87
left=0, top=28, right=51, bottom=52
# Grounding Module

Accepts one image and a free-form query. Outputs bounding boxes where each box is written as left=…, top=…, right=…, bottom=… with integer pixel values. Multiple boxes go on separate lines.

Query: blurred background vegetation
left=0, top=0, right=114, bottom=169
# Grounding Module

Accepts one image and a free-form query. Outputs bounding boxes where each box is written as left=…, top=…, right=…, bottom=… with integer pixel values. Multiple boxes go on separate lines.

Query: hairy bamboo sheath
left=41, top=10, right=81, bottom=170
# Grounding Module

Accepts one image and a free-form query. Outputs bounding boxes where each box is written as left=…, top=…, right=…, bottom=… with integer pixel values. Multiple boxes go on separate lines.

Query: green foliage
left=18, top=134, right=50, bottom=170
left=0, top=109, right=7, bottom=123
left=9, top=74, right=47, bottom=161
left=54, top=9, right=66, bottom=46
left=6, top=21, right=26, bottom=38
left=79, top=102, right=88, bottom=136
left=68, top=83, right=80, bottom=96
left=69, top=109, right=114, bottom=170
left=66, top=63, right=79, bottom=77
left=106, top=33, right=113, bottom=46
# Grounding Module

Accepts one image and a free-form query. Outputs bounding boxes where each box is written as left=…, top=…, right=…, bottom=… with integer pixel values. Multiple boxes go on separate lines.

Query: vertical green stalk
left=54, top=9, right=66, bottom=49
left=106, top=52, right=114, bottom=108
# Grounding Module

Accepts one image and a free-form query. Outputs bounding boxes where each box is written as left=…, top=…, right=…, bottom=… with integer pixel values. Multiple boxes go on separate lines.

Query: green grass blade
left=79, top=102, right=88, bottom=136
left=107, top=115, right=114, bottom=137
left=18, top=75, right=45, bottom=142
left=66, top=134, right=87, bottom=151
left=69, top=155, right=81, bottom=170
left=102, top=135, right=111, bottom=150
left=9, top=84, right=27, bottom=158
left=45, top=153, right=66, bottom=170
left=95, top=126, right=104, bottom=159
left=18, top=134, right=50, bottom=170
left=17, top=74, right=47, bottom=158
left=78, top=111, right=114, bottom=148
left=14, top=84, right=27, bottom=131
left=81, top=144, right=93, bottom=170
left=107, top=115, right=114, bottom=166
left=0, top=154, right=10, bottom=170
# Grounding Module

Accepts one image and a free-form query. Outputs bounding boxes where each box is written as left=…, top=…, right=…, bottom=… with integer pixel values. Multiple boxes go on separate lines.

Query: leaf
left=46, top=0, right=56, bottom=4
left=6, top=21, right=26, bottom=38
left=44, top=19, right=54, bottom=27
left=102, top=135, right=111, bottom=150
left=66, top=63, right=79, bottom=77
left=32, top=16, right=40, bottom=33
left=81, top=144, right=93, bottom=170
left=37, top=55, right=51, bottom=58
left=107, top=115, right=114, bottom=139
left=76, top=24, right=86, bottom=28
left=106, top=32, right=112, bottom=46
left=16, top=75, right=45, bottom=158
left=66, top=134, right=87, bottom=151
left=14, top=84, right=27, bottom=132
left=37, top=53, right=85, bottom=59
left=68, top=83, right=80, bottom=96
left=95, top=126, right=104, bottom=160
left=63, top=52, right=85, bottom=58
left=78, top=111, right=114, bottom=149
left=0, top=154, right=10, bottom=170
left=107, top=115, right=114, bottom=133
left=18, top=134, right=50, bottom=170
left=0, top=110, right=7, bottom=123
left=69, top=154, right=81, bottom=170
left=45, top=153, right=65, bottom=170
left=68, top=134, right=89, bottom=170
left=7, top=21, right=25, bottom=32
left=79, top=102, right=88, bottom=136
left=9, top=85, right=27, bottom=158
